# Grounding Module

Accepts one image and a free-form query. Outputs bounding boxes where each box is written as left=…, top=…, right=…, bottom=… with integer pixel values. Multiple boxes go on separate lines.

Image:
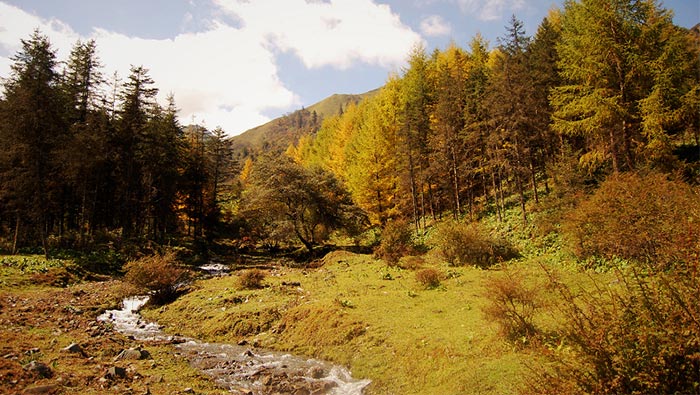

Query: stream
left=98, top=294, right=370, bottom=394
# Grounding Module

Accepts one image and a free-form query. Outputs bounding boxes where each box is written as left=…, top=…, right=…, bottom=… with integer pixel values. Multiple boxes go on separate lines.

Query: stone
left=307, top=366, right=325, bottom=379
left=22, top=384, right=59, bottom=394
left=23, top=360, right=52, bottom=378
left=105, top=366, right=127, bottom=380
left=182, top=388, right=195, bottom=394
left=61, top=343, right=84, bottom=355
left=114, top=348, right=150, bottom=361
left=261, top=375, right=273, bottom=386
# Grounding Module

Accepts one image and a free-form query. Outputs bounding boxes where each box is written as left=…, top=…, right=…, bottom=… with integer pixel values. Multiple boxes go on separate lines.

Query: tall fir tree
left=0, top=30, right=66, bottom=255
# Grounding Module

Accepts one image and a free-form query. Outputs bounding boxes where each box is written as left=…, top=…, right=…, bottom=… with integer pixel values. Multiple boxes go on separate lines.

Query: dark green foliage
left=0, top=32, right=238, bottom=262
left=0, top=30, right=67, bottom=257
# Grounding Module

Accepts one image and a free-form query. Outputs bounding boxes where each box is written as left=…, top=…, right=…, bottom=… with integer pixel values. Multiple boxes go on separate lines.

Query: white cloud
left=0, top=3, right=295, bottom=135
left=455, top=0, right=525, bottom=21
left=213, top=0, right=423, bottom=69
left=420, top=15, right=452, bottom=36
left=0, top=2, right=79, bottom=74
left=0, top=0, right=421, bottom=135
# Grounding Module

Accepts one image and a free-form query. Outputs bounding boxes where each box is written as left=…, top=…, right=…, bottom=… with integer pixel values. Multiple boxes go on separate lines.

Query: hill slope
left=231, top=90, right=378, bottom=160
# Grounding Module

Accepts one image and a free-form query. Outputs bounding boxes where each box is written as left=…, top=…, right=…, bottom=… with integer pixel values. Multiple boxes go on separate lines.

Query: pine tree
left=486, top=16, right=533, bottom=223
left=113, top=65, right=158, bottom=237
left=0, top=30, right=66, bottom=255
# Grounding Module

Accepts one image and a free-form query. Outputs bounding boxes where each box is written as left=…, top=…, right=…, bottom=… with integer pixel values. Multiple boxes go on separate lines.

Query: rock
left=23, top=360, right=53, bottom=378
left=307, top=366, right=325, bottom=379
left=182, top=388, right=195, bottom=394
left=25, top=347, right=40, bottom=355
left=61, top=343, right=84, bottom=355
left=114, top=348, right=150, bottom=361
left=237, top=339, right=248, bottom=346
left=261, top=375, right=273, bottom=386
left=22, top=384, right=60, bottom=394
left=105, top=366, right=127, bottom=380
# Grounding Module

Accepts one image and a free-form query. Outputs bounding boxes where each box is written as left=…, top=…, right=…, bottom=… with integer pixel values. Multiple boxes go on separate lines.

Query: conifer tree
left=0, top=30, right=66, bottom=255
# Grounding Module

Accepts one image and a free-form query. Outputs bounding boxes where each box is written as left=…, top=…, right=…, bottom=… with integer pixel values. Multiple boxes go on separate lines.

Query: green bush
left=433, top=220, right=518, bottom=268
left=238, top=269, right=266, bottom=289
left=528, top=265, right=700, bottom=395
left=123, top=252, right=189, bottom=305
left=374, top=219, right=417, bottom=265
left=564, top=171, right=700, bottom=270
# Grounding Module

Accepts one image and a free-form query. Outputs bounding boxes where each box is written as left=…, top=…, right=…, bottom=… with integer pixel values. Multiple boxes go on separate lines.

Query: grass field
left=144, top=243, right=604, bottom=394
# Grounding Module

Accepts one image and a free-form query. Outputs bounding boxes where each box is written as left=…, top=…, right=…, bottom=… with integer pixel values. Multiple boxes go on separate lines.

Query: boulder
left=105, top=366, right=127, bottom=380
left=61, top=343, right=84, bottom=355
left=114, top=347, right=150, bottom=361
left=23, top=360, right=52, bottom=378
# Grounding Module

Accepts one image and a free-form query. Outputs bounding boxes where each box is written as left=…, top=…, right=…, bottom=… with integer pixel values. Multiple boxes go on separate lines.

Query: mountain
left=230, top=89, right=379, bottom=161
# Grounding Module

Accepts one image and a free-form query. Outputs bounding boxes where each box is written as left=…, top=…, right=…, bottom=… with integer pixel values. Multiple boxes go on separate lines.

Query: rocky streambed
left=99, top=296, right=370, bottom=395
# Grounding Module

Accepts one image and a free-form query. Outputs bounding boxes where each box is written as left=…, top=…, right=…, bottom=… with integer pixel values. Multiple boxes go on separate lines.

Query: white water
left=98, top=296, right=370, bottom=394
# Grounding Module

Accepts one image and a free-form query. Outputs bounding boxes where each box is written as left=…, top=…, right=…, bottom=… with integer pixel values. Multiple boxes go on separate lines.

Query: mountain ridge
left=230, top=89, right=379, bottom=160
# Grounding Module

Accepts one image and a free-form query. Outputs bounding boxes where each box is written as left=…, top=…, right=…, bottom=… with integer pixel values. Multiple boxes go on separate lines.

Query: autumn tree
left=344, top=81, right=403, bottom=225
left=241, top=155, right=365, bottom=252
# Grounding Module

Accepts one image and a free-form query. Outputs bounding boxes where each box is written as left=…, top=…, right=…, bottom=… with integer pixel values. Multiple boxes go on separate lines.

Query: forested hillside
left=230, top=91, right=378, bottom=162
left=289, top=9, right=699, bottom=231
left=1, top=0, right=700, bottom=394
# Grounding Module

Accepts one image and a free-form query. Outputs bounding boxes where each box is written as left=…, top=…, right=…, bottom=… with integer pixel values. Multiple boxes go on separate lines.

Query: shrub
left=564, top=171, right=700, bottom=270
left=483, top=270, right=540, bottom=342
left=238, top=269, right=266, bottom=289
left=433, top=220, right=518, bottom=268
left=397, top=255, right=425, bottom=270
left=123, top=252, right=189, bottom=305
left=528, top=266, right=700, bottom=395
left=415, top=268, right=442, bottom=289
left=374, top=219, right=417, bottom=265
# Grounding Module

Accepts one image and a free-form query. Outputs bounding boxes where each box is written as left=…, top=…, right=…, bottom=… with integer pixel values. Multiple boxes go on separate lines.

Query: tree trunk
left=516, top=173, right=527, bottom=224
left=12, top=215, right=20, bottom=255
left=529, top=159, right=539, bottom=204
left=451, top=146, right=460, bottom=219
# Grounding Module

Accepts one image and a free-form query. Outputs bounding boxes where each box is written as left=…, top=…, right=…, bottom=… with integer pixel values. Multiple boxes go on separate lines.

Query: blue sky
left=0, top=0, right=697, bottom=135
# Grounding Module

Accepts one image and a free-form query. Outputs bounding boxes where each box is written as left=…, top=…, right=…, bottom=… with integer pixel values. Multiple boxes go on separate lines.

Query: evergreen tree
left=0, top=30, right=66, bottom=255
left=113, top=65, right=158, bottom=237
left=486, top=16, right=533, bottom=223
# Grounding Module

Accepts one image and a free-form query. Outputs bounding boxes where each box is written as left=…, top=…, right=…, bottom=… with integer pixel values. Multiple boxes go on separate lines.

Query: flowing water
left=98, top=296, right=370, bottom=395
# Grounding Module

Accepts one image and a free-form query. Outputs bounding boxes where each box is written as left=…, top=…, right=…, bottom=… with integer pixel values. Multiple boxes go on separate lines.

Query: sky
left=0, top=0, right=698, bottom=136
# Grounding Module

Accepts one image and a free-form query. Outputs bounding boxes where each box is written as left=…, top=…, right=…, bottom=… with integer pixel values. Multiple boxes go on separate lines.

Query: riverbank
left=0, top=256, right=224, bottom=395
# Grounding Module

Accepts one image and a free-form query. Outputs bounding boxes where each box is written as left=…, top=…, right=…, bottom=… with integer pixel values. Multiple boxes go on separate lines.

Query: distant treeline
left=0, top=32, right=236, bottom=256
